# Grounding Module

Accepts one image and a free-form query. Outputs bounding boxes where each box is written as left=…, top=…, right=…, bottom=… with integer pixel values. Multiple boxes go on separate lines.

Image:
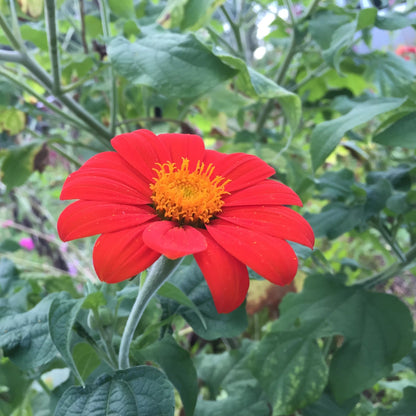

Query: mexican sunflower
left=57, top=130, right=314, bottom=313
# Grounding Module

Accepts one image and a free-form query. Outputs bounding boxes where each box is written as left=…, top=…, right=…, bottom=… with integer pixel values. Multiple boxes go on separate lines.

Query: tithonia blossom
left=57, top=130, right=314, bottom=313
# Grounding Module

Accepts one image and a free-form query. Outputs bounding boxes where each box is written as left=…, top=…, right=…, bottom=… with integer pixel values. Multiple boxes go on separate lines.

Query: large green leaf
left=373, top=112, right=416, bottom=148
left=363, top=52, right=416, bottom=97
left=249, top=274, right=413, bottom=413
left=375, top=12, right=416, bottom=30
left=302, top=392, right=358, bottom=416
left=310, top=97, right=405, bottom=171
left=49, top=294, right=85, bottom=384
left=195, top=341, right=269, bottom=416
left=108, top=32, right=236, bottom=98
left=216, top=53, right=301, bottom=131
left=54, top=366, right=175, bottom=416
left=0, top=295, right=58, bottom=369
left=132, top=335, right=198, bottom=416
left=160, top=262, right=247, bottom=340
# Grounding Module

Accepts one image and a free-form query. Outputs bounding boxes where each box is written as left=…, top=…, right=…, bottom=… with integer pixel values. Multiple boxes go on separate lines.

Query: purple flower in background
left=19, top=237, right=35, bottom=251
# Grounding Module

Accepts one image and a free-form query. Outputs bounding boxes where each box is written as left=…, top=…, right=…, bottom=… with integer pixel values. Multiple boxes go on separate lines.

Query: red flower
left=395, top=45, right=416, bottom=60
left=57, top=130, right=314, bottom=313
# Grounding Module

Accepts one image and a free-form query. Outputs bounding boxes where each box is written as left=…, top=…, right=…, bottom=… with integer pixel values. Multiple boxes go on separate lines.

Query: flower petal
left=93, top=225, right=160, bottom=283
left=208, top=153, right=275, bottom=193
left=58, top=201, right=157, bottom=241
left=142, top=221, right=207, bottom=259
left=223, top=179, right=302, bottom=207
left=220, top=206, right=314, bottom=249
left=158, top=133, right=206, bottom=171
left=111, top=130, right=171, bottom=182
left=207, top=219, right=298, bottom=286
left=60, top=152, right=151, bottom=204
left=194, top=230, right=249, bottom=314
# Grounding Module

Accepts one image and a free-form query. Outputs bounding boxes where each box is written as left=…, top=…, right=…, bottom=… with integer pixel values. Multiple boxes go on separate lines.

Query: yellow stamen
left=150, top=158, right=230, bottom=227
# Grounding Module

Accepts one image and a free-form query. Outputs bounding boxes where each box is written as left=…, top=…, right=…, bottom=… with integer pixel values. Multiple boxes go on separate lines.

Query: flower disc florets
left=150, top=158, right=230, bottom=227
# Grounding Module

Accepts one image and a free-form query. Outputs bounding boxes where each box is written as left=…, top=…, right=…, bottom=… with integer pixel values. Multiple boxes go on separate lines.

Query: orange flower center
left=150, top=158, right=230, bottom=227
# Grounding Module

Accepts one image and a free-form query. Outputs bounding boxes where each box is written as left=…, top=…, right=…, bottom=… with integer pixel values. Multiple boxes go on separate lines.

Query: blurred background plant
left=0, top=0, right=415, bottom=415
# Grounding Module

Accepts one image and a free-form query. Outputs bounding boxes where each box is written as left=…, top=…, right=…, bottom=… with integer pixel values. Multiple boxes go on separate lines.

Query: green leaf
left=157, top=281, right=207, bottom=329
left=132, top=335, right=198, bottom=416
left=306, top=203, right=364, bottom=239
left=0, top=359, right=30, bottom=416
left=72, top=342, right=102, bottom=382
left=0, top=295, right=58, bottom=369
left=379, top=387, right=416, bottom=416
left=108, top=32, right=236, bottom=98
left=357, top=7, right=377, bottom=30
left=195, top=341, right=270, bottom=416
left=49, top=294, right=85, bottom=384
left=375, top=12, right=416, bottom=30
left=250, top=331, right=328, bottom=415
left=302, top=392, right=358, bottom=416
left=82, top=291, right=106, bottom=310
left=374, top=112, right=416, bottom=148
left=216, top=53, right=301, bottom=131
left=20, top=25, right=48, bottom=51
left=310, top=97, right=406, bottom=171
left=363, top=52, right=416, bottom=97
left=249, top=275, right=413, bottom=411
left=322, top=20, right=357, bottom=72
left=309, top=11, right=351, bottom=50
left=0, top=258, right=20, bottom=295
left=108, top=0, right=134, bottom=18
left=1, top=143, right=42, bottom=189
left=0, top=108, right=26, bottom=135
left=161, top=261, right=247, bottom=340
left=54, top=366, right=175, bottom=416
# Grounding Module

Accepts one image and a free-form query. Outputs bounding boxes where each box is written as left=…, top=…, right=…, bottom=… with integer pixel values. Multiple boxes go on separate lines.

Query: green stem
left=118, top=256, right=182, bottom=369
left=0, top=11, right=22, bottom=51
left=45, top=0, right=61, bottom=94
left=300, top=0, right=321, bottom=22
left=290, top=62, right=328, bottom=92
left=357, top=243, right=416, bottom=289
left=0, top=66, right=92, bottom=133
left=375, top=221, right=407, bottom=263
left=220, top=5, right=244, bottom=58
left=255, top=0, right=297, bottom=135
left=78, top=0, right=89, bottom=53
left=0, top=49, right=23, bottom=63
left=93, top=310, right=118, bottom=368
left=98, top=0, right=117, bottom=135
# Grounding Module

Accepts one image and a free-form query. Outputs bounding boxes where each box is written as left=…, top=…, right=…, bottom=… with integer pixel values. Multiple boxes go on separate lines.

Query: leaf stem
left=118, top=256, right=182, bottom=369
left=357, top=243, right=416, bottom=289
left=374, top=220, right=407, bottom=263
left=78, top=0, right=89, bottom=53
left=220, top=4, right=244, bottom=59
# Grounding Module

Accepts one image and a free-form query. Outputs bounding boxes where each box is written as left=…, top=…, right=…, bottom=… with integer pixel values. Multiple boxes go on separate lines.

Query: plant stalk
left=118, top=256, right=182, bottom=369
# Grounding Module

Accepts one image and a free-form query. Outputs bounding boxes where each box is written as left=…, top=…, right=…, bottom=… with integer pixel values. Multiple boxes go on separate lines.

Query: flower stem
left=45, top=0, right=61, bottom=95
left=118, top=256, right=182, bottom=369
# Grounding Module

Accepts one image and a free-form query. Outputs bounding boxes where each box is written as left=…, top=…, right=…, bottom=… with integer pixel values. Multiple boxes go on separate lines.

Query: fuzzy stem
left=118, top=257, right=182, bottom=369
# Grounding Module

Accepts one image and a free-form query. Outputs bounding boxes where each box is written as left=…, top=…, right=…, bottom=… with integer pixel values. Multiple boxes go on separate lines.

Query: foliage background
left=0, top=0, right=415, bottom=415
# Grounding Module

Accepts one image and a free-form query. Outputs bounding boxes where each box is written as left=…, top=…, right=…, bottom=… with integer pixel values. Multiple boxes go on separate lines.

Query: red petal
left=111, top=130, right=171, bottom=182
left=58, top=201, right=157, bottom=241
left=224, top=179, right=302, bottom=207
left=194, top=230, right=249, bottom=314
left=208, top=153, right=275, bottom=193
left=207, top=220, right=298, bottom=286
left=93, top=225, right=160, bottom=283
left=142, top=221, right=207, bottom=259
left=158, top=133, right=206, bottom=171
left=60, top=152, right=151, bottom=204
left=220, top=206, right=314, bottom=249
